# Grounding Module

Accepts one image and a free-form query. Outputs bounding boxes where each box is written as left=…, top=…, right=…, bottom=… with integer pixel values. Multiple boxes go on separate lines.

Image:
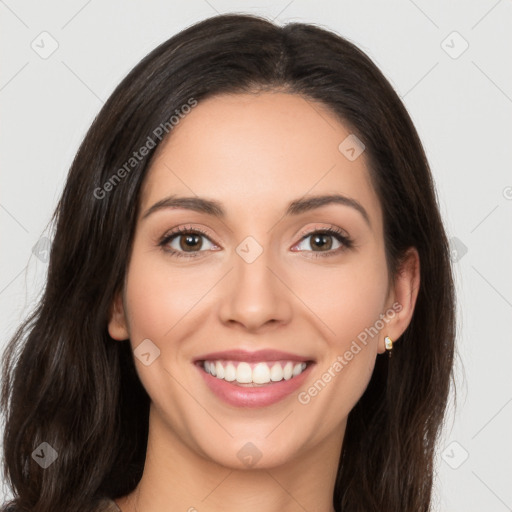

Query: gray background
left=1, top=1, right=511, bottom=510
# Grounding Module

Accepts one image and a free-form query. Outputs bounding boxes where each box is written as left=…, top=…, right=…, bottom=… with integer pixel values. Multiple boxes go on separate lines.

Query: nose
left=217, top=244, right=293, bottom=333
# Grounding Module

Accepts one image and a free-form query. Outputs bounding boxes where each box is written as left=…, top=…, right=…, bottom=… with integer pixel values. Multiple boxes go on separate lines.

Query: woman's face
left=109, top=92, right=414, bottom=469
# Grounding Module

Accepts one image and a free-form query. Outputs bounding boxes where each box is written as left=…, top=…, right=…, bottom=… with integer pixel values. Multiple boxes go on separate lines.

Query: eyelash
left=158, top=225, right=354, bottom=259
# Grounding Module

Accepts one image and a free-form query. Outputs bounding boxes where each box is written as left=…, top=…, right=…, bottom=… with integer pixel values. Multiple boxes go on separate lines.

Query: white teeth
left=284, top=362, right=293, bottom=380
left=224, top=363, right=237, bottom=382
left=292, top=362, right=304, bottom=377
left=215, top=361, right=224, bottom=379
left=202, top=360, right=308, bottom=384
left=270, top=363, right=283, bottom=382
left=252, top=363, right=271, bottom=384
left=236, top=362, right=252, bottom=383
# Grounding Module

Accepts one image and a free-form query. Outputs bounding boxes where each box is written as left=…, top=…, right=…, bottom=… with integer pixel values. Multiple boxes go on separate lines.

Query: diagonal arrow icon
left=236, top=236, right=263, bottom=263
left=134, top=339, right=161, bottom=366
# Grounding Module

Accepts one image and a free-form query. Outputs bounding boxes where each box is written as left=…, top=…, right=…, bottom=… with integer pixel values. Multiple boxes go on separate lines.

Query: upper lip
left=194, top=349, right=315, bottom=363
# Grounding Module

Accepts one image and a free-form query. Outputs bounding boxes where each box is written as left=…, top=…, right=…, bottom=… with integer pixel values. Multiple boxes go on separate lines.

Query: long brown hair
left=1, top=13, right=456, bottom=512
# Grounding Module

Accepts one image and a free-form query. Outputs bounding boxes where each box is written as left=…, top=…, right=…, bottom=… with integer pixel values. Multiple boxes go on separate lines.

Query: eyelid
left=290, top=224, right=353, bottom=254
left=158, top=223, right=353, bottom=258
left=295, top=223, right=350, bottom=240
left=160, top=224, right=215, bottom=241
left=157, top=225, right=220, bottom=253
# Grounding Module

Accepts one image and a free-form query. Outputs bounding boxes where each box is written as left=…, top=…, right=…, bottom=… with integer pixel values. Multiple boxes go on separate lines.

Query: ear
left=378, top=247, right=420, bottom=354
left=108, top=290, right=130, bottom=341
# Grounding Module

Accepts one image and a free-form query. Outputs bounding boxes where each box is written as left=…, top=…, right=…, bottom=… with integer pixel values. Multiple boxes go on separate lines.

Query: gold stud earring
left=384, top=336, right=394, bottom=358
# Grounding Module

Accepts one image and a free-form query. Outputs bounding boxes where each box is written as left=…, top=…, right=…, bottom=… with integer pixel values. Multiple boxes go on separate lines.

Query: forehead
left=141, top=92, right=382, bottom=231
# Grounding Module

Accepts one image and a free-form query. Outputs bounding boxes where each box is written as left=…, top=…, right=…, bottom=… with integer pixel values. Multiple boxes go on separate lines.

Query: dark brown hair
left=1, top=13, right=455, bottom=512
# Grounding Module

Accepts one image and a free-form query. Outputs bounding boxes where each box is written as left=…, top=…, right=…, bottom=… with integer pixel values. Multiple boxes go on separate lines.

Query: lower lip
left=195, top=362, right=315, bottom=408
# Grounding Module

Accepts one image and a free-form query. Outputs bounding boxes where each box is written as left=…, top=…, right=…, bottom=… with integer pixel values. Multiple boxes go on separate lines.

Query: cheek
left=297, top=255, right=388, bottom=417
left=296, top=277, right=386, bottom=424
left=291, top=252, right=389, bottom=343
left=123, top=250, right=216, bottom=341
left=121, top=250, right=209, bottom=406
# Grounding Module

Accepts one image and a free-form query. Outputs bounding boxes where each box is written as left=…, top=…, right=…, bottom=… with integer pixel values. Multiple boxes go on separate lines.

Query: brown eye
left=159, top=227, right=218, bottom=258
left=166, top=231, right=215, bottom=254
left=295, top=230, right=346, bottom=253
left=178, top=233, right=203, bottom=252
left=309, top=233, right=334, bottom=251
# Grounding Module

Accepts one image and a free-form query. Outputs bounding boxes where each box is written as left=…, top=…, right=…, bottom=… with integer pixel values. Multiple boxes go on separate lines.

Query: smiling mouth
left=196, top=359, right=314, bottom=387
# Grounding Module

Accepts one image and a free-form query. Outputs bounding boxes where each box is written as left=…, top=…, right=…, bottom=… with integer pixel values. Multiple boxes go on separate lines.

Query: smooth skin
left=108, top=92, right=420, bottom=512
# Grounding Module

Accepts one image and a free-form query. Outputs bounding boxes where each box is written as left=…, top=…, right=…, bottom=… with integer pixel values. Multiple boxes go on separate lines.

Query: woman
left=1, top=13, right=455, bottom=512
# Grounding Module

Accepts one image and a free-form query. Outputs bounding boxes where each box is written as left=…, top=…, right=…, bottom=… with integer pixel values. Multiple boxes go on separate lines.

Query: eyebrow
left=141, top=193, right=371, bottom=228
